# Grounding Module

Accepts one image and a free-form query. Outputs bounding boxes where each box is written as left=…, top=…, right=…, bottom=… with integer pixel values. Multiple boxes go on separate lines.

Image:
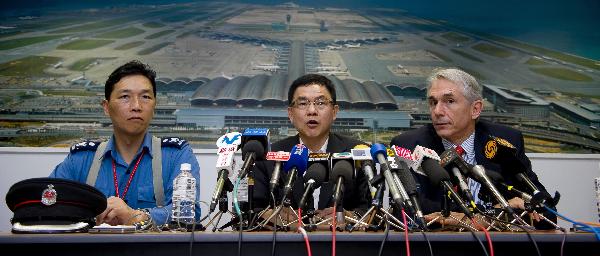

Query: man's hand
left=96, top=196, right=141, bottom=225
left=504, top=197, right=541, bottom=222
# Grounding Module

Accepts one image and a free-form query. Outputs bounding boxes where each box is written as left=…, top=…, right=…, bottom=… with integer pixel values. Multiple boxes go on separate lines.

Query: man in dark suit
left=252, top=74, right=371, bottom=220
left=390, top=68, right=555, bottom=228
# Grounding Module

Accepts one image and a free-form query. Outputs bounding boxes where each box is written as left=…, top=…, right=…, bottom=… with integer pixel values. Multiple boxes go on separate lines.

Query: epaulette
left=161, top=137, right=188, bottom=149
left=70, top=140, right=102, bottom=153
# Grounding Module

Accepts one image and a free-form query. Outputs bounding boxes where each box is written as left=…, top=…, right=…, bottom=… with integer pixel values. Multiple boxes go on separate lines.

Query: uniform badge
left=484, top=140, right=497, bottom=159
left=41, top=184, right=57, bottom=206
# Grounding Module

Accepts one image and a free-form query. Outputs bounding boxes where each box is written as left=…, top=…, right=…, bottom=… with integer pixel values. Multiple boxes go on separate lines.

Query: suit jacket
left=390, top=120, right=550, bottom=215
left=252, top=133, right=371, bottom=211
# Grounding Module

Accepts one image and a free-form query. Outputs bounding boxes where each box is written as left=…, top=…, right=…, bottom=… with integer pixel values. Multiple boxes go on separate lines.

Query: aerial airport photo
left=0, top=0, right=599, bottom=152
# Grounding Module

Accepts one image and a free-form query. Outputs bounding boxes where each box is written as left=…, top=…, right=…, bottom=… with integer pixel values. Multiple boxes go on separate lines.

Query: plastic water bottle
left=172, top=163, right=196, bottom=225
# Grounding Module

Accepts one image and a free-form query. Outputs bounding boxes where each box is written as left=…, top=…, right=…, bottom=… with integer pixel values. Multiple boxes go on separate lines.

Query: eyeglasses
left=290, top=99, right=334, bottom=110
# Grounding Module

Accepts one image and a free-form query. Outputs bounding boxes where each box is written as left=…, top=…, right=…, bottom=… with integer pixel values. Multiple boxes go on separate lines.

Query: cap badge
left=41, top=184, right=57, bottom=206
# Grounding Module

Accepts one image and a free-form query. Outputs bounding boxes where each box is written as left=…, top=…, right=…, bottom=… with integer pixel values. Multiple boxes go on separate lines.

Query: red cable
left=472, top=217, right=495, bottom=256
left=401, top=209, right=411, bottom=256
left=332, top=205, right=336, bottom=256
left=297, top=208, right=312, bottom=256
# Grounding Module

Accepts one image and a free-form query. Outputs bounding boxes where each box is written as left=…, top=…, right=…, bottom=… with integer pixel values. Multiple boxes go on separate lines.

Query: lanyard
left=112, top=151, right=145, bottom=200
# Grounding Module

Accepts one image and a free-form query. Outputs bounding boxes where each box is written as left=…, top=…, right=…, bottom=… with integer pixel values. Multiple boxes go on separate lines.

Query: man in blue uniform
left=51, top=60, right=200, bottom=227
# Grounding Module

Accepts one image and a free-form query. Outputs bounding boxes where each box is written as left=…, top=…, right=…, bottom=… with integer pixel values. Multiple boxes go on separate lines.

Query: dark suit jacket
left=390, top=120, right=550, bottom=215
left=252, top=133, right=371, bottom=211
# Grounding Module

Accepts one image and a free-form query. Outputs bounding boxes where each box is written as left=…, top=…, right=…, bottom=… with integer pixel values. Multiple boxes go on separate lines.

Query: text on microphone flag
left=266, top=151, right=291, bottom=161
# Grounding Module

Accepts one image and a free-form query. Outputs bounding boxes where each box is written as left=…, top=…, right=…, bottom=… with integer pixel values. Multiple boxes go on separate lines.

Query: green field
left=161, top=12, right=198, bottom=23
left=68, top=57, right=115, bottom=71
left=485, top=34, right=600, bottom=71
left=459, top=66, right=486, bottom=80
left=525, top=57, right=548, bottom=65
left=114, top=41, right=145, bottom=50
left=451, top=49, right=484, bottom=63
left=50, top=18, right=131, bottom=34
left=472, top=43, right=512, bottom=58
left=42, top=90, right=97, bottom=96
left=0, top=56, right=62, bottom=76
left=137, top=42, right=172, bottom=55
left=143, top=22, right=165, bottom=28
left=424, top=37, right=446, bottom=46
left=441, top=32, right=470, bottom=43
left=144, top=30, right=175, bottom=39
left=529, top=67, right=593, bottom=82
left=426, top=50, right=453, bottom=63
left=0, top=35, right=65, bottom=50
left=57, top=39, right=114, bottom=50
left=95, top=27, right=145, bottom=39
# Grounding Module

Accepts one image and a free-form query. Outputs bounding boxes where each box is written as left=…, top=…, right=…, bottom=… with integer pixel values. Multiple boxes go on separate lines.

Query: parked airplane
left=315, top=64, right=342, bottom=71
left=326, top=45, right=342, bottom=50
left=317, top=70, right=349, bottom=76
left=344, top=43, right=361, bottom=48
left=53, top=62, right=63, bottom=69
left=252, top=62, right=281, bottom=72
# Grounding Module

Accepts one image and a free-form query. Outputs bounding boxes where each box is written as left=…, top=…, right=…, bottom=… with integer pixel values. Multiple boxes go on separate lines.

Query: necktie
left=455, top=145, right=465, bottom=157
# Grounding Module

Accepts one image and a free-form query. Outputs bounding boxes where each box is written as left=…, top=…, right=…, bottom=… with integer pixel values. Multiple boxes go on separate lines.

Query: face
left=102, top=75, right=156, bottom=138
left=428, top=78, right=482, bottom=144
left=288, top=84, right=339, bottom=143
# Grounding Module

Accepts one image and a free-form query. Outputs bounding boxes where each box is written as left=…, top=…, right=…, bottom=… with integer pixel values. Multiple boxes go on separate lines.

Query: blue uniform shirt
left=50, top=132, right=201, bottom=225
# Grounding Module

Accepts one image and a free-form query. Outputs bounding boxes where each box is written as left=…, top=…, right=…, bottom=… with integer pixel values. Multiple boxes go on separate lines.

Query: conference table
left=0, top=230, right=597, bottom=256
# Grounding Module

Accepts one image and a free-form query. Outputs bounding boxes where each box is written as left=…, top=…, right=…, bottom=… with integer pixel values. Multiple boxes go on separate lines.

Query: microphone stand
left=426, top=184, right=477, bottom=231
left=205, top=179, right=234, bottom=231
left=348, top=177, right=405, bottom=232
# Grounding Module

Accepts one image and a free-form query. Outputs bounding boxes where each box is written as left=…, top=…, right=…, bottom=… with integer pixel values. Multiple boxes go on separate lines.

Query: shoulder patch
left=70, top=140, right=101, bottom=153
left=161, top=137, right=188, bottom=149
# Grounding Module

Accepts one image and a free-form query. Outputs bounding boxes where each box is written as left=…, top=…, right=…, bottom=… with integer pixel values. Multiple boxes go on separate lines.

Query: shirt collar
left=299, top=136, right=329, bottom=153
left=103, top=132, right=153, bottom=161
left=441, top=131, right=475, bottom=156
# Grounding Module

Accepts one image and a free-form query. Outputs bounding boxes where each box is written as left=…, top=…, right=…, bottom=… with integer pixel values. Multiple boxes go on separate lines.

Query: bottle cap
left=180, top=163, right=191, bottom=171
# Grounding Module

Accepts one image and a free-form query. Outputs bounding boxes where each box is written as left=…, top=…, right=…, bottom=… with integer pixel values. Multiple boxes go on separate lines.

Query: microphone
left=370, top=143, right=404, bottom=210
left=392, top=145, right=427, bottom=229
left=330, top=155, right=354, bottom=207
left=421, top=158, right=474, bottom=218
left=438, top=148, right=477, bottom=208
left=238, top=128, right=269, bottom=179
left=210, top=145, right=237, bottom=212
left=266, top=151, right=291, bottom=194
left=351, top=145, right=377, bottom=197
left=308, top=152, right=331, bottom=180
left=483, top=135, right=558, bottom=207
left=298, top=162, right=327, bottom=209
left=469, top=165, right=514, bottom=214
left=281, top=144, right=309, bottom=204
left=411, top=145, right=441, bottom=176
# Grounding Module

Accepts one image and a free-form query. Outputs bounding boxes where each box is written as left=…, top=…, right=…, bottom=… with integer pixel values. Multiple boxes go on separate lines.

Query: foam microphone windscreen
left=421, top=158, right=450, bottom=187
left=304, top=162, right=327, bottom=188
left=242, top=140, right=265, bottom=161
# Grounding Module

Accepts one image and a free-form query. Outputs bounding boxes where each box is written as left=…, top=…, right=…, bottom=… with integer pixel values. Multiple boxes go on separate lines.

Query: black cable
left=238, top=217, right=243, bottom=256
left=377, top=215, right=390, bottom=256
left=270, top=192, right=277, bottom=256
left=466, top=226, right=489, bottom=256
left=474, top=208, right=541, bottom=256
left=559, top=227, right=567, bottom=256
left=419, top=230, right=434, bottom=256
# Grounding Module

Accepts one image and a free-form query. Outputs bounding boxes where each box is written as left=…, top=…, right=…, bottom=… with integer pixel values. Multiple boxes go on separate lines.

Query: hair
left=287, top=74, right=336, bottom=106
left=104, top=60, right=156, bottom=100
left=426, top=68, right=482, bottom=102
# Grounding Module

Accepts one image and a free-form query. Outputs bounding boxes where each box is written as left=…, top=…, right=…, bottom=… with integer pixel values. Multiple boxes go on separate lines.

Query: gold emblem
left=484, top=140, right=497, bottom=159
left=493, top=136, right=514, bottom=148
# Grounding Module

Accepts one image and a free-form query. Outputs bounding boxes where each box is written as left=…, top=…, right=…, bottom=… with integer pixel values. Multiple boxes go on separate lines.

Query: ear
left=332, top=104, right=339, bottom=121
left=102, top=99, right=110, bottom=116
left=471, top=99, right=483, bottom=120
left=287, top=106, right=294, bottom=123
